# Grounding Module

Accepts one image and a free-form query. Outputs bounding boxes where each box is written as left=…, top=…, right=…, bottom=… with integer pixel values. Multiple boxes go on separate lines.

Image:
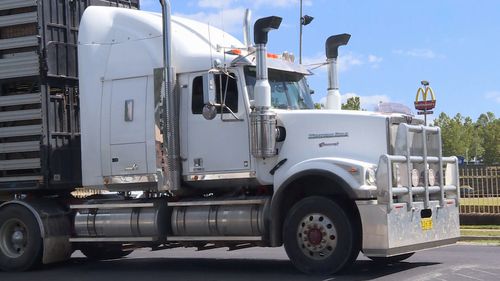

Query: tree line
left=433, top=112, right=498, bottom=164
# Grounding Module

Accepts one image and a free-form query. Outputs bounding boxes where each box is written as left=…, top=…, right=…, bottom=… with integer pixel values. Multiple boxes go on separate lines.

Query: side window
left=191, top=73, right=239, bottom=115
left=191, top=76, right=204, bottom=114
left=215, top=74, right=238, bottom=113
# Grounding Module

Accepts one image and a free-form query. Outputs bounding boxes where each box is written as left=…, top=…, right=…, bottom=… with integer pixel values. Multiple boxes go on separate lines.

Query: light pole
left=299, top=0, right=314, bottom=64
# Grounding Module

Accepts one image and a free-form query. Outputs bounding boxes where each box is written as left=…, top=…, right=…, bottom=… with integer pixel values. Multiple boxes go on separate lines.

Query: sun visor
left=267, top=58, right=312, bottom=75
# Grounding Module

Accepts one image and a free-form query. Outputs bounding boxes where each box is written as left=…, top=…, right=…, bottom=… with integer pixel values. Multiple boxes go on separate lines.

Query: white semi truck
left=0, top=1, right=460, bottom=274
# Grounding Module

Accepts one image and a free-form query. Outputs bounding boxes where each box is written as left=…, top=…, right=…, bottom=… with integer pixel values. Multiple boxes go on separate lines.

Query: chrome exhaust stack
left=243, top=9, right=252, bottom=48
left=250, top=16, right=282, bottom=158
left=325, top=33, right=350, bottom=110
left=160, top=0, right=180, bottom=191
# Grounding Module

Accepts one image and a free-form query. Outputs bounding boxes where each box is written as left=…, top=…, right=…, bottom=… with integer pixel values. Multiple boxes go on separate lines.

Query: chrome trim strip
left=168, top=199, right=267, bottom=207
left=184, top=171, right=256, bottom=181
left=69, top=237, right=156, bottom=242
left=355, top=200, right=378, bottom=206
left=70, top=203, right=154, bottom=209
left=104, top=174, right=158, bottom=185
left=166, top=236, right=262, bottom=241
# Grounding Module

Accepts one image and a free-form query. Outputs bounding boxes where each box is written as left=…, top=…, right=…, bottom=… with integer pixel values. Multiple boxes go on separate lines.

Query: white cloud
left=174, top=8, right=247, bottom=34
left=485, top=91, right=500, bottom=104
left=339, top=53, right=363, bottom=72
left=367, top=54, right=383, bottom=68
left=197, top=0, right=236, bottom=9
left=302, top=52, right=382, bottom=73
left=394, top=48, right=443, bottom=59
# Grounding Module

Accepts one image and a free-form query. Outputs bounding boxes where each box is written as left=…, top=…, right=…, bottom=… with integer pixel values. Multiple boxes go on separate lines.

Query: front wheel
left=283, top=196, right=360, bottom=275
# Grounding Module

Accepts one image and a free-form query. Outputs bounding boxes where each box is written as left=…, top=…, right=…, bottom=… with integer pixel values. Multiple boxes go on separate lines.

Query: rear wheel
left=368, top=252, right=414, bottom=264
left=283, top=196, right=360, bottom=275
left=80, top=244, right=133, bottom=260
left=0, top=205, right=43, bottom=271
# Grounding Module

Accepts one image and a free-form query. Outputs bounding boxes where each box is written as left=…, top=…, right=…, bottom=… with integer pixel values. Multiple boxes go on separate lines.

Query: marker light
left=267, top=53, right=280, bottom=59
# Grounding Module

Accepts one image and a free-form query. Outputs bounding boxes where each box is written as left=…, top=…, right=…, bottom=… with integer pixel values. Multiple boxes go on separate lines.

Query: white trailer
left=0, top=1, right=459, bottom=274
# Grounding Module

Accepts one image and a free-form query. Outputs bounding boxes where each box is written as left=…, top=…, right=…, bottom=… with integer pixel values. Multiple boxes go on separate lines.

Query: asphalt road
left=0, top=243, right=499, bottom=281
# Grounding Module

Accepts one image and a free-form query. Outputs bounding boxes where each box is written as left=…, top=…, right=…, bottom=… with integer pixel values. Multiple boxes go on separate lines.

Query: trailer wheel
left=367, top=252, right=414, bottom=264
left=80, top=244, right=133, bottom=260
left=283, top=196, right=360, bottom=275
left=0, top=205, right=43, bottom=271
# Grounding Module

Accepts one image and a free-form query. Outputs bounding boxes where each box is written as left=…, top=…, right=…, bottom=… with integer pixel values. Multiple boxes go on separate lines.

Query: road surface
left=0, top=243, right=498, bottom=281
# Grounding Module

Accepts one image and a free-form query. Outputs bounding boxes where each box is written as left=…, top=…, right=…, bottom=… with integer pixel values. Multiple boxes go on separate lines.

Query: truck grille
left=376, top=123, right=460, bottom=211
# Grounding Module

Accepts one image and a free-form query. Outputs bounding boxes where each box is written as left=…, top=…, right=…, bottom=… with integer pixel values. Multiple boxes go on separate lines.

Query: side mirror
left=202, top=73, right=217, bottom=120
left=202, top=104, right=217, bottom=120
left=203, top=73, right=216, bottom=105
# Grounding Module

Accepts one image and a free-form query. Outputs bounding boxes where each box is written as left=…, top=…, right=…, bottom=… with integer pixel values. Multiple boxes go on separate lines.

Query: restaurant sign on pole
left=414, top=80, right=436, bottom=124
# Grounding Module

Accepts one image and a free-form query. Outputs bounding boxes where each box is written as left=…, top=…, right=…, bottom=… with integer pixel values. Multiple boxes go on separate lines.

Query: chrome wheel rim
left=0, top=219, right=28, bottom=258
left=296, top=213, right=337, bottom=260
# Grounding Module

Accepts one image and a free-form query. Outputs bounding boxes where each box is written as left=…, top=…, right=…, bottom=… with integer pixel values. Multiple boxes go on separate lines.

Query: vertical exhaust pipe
left=243, top=9, right=252, bottom=48
left=253, top=16, right=282, bottom=109
left=250, top=16, right=282, bottom=158
left=160, top=0, right=180, bottom=190
left=325, top=33, right=351, bottom=110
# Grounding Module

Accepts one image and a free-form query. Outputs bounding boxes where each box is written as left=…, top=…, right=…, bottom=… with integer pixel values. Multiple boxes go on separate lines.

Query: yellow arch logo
left=414, top=81, right=436, bottom=111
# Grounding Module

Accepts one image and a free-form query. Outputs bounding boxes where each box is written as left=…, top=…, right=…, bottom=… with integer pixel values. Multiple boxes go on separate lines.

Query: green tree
left=477, top=112, right=499, bottom=164
left=314, top=103, right=322, bottom=109
left=434, top=111, right=499, bottom=164
left=434, top=113, right=462, bottom=157
left=341, top=96, right=361, bottom=110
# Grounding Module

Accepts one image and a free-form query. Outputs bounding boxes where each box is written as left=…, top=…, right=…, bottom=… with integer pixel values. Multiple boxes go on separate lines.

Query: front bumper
left=359, top=123, right=461, bottom=257
left=357, top=200, right=459, bottom=257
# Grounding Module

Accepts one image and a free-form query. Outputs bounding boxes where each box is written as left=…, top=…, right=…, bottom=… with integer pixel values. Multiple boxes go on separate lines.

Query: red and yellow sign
left=414, top=81, right=436, bottom=111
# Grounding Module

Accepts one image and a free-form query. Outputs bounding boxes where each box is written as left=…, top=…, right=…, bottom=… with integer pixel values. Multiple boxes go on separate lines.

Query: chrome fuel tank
left=74, top=203, right=168, bottom=238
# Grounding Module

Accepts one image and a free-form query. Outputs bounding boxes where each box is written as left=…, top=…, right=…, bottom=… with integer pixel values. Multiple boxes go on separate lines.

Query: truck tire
left=283, top=196, right=360, bottom=275
left=0, top=205, right=43, bottom=271
left=80, top=244, right=133, bottom=260
left=368, top=252, right=414, bottom=264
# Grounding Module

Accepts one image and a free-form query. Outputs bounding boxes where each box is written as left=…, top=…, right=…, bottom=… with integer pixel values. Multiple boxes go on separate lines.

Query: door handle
left=125, top=163, right=138, bottom=171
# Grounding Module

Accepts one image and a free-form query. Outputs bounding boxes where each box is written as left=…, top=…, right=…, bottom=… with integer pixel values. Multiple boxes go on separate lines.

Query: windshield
left=244, top=66, right=314, bottom=109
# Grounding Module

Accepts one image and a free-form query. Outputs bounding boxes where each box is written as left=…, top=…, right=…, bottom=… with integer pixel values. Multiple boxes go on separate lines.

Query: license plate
left=421, top=217, right=433, bottom=230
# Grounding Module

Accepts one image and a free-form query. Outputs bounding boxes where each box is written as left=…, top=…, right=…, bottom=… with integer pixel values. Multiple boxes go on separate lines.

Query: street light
left=299, top=0, right=314, bottom=64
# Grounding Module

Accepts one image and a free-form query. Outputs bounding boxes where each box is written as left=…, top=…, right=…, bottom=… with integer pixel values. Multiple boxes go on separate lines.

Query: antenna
left=221, top=7, right=227, bottom=68
left=207, top=22, right=214, bottom=68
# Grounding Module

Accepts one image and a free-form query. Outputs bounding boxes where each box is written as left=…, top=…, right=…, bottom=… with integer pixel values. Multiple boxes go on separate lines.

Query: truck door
left=184, top=71, right=251, bottom=175
left=101, top=77, right=149, bottom=176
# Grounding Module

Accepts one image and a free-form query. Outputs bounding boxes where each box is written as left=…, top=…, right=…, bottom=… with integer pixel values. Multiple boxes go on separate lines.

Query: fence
left=459, top=165, right=499, bottom=214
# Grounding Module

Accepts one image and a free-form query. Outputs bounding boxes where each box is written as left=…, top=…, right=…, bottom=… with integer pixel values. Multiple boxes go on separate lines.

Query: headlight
left=428, top=169, right=436, bottom=186
left=365, top=168, right=376, bottom=186
left=411, top=169, right=420, bottom=187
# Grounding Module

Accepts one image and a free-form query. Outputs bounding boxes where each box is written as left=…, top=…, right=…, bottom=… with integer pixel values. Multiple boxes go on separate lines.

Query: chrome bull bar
left=376, top=123, right=460, bottom=212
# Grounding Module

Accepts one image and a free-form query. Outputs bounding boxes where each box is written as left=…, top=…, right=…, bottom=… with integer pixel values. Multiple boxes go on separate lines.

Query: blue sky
left=140, top=0, right=499, bottom=121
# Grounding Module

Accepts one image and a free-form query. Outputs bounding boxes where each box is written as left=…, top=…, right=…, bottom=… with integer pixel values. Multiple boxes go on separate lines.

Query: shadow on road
left=0, top=256, right=440, bottom=281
